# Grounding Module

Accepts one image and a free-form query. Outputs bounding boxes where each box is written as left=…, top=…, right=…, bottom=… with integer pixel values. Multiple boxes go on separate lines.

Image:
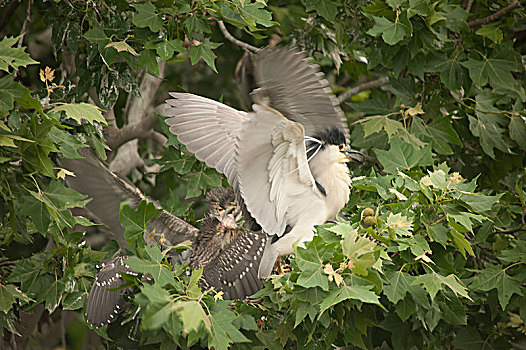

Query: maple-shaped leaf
left=132, top=2, right=163, bottom=32
left=188, top=38, right=222, bottom=73
left=327, top=223, right=376, bottom=276
left=0, top=284, right=32, bottom=313
left=183, top=164, right=222, bottom=198
left=374, top=137, right=433, bottom=174
left=386, top=212, right=413, bottom=237
left=413, top=272, right=471, bottom=301
left=126, top=250, right=176, bottom=287
left=295, top=236, right=338, bottom=291
left=383, top=270, right=415, bottom=304
left=426, top=51, right=468, bottom=90
left=120, top=200, right=160, bottom=250
left=208, top=304, right=249, bottom=350
left=0, top=36, right=38, bottom=73
left=319, top=284, right=380, bottom=315
left=49, top=103, right=106, bottom=126
left=469, top=264, right=523, bottom=310
left=367, top=11, right=413, bottom=45
left=461, top=47, right=522, bottom=89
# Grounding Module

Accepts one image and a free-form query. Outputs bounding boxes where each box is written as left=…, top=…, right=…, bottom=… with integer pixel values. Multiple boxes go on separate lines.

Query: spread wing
left=164, top=93, right=247, bottom=190
left=198, top=230, right=267, bottom=300
left=253, top=47, right=349, bottom=142
left=86, top=256, right=135, bottom=328
left=236, top=104, right=321, bottom=236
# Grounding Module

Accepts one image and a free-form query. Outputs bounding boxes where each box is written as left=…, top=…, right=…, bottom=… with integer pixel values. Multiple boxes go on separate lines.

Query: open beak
left=219, top=208, right=238, bottom=230
left=344, top=146, right=365, bottom=162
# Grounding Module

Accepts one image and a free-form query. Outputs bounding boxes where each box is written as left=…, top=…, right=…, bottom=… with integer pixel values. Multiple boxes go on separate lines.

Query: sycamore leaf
left=0, top=284, right=32, bottom=313
left=49, top=103, right=106, bottom=125
left=509, top=115, right=526, bottom=151
left=0, top=75, right=31, bottom=117
left=469, top=265, right=523, bottom=310
left=476, top=25, right=503, bottom=44
left=383, top=270, right=415, bottom=304
left=305, top=0, right=338, bottom=22
left=413, top=272, right=471, bottom=301
left=237, top=2, right=275, bottom=27
left=132, top=2, right=163, bottom=32
left=208, top=304, right=249, bottom=350
left=156, top=38, right=185, bottom=61
left=386, top=212, right=413, bottom=237
left=120, top=200, right=160, bottom=250
left=367, top=12, right=413, bottom=45
left=0, top=36, right=38, bottom=72
left=461, top=48, right=522, bottom=89
left=327, top=223, right=376, bottom=275
left=319, top=284, right=380, bottom=314
left=374, top=137, right=433, bottom=174
left=295, top=236, right=337, bottom=291
left=183, top=164, right=222, bottom=198
left=188, top=39, right=222, bottom=73
left=274, top=322, right=297, bottom=347
left=426, top=52, right=467, bottom=90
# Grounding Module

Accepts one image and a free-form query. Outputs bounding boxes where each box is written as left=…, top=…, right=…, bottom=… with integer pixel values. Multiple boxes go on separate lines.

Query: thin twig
left=337, top=77, right=390, bottom=103
left=217, top=20, right=258, bottom=53
left=16, top=0, right=31, bottom=48
left=468, top=1, right=521, bottom=28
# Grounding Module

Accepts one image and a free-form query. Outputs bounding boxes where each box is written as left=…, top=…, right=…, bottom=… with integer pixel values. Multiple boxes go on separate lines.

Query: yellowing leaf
left=105, top=41, right=139, bottom=56
left=386, top=213, right=413, bottom=237
left=49, top=103, right=106, bottom=125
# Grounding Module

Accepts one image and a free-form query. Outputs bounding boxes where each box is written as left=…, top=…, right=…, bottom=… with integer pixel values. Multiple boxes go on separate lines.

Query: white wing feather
left=164, top=93, right=246, bottom=189
left=236, top=104, right=321, bottom=236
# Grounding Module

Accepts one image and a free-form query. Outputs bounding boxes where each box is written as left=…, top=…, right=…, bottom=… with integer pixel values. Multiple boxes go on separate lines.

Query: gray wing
left=236, top=104, right=323, bottom=236
left=164, top=93, right=247, bottom=190
left=86, top=256, right=135, bottom=328
left=198, top=230, right=267, bottom=300
left=253, top=47, right=350, bottom=142
left=60, top=149, right=198, bottom=250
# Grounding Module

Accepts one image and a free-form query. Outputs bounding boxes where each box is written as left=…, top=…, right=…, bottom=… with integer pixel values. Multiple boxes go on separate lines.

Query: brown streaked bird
left=61, top=152, right=266, bottom=328
left=164, top=46, right=364, bottom=280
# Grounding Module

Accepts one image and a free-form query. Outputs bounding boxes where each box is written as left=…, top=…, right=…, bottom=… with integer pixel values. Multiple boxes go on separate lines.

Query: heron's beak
left=344, top=146, right=365, bottom=162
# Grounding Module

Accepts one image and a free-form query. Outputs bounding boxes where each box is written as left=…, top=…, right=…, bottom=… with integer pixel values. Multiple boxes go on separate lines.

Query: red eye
left=338, top=144, right=344, bottom=150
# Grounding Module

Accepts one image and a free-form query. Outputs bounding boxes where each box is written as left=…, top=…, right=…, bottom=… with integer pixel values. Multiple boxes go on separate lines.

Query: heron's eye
left=338, top=144, right=344, bottom=151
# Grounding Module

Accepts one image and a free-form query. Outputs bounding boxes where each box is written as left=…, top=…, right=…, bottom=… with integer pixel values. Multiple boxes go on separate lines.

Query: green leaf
left=209, top=305, right=250, bottom=350
left=188, top=39, right=222, bottom=73
left=461, top=48, right=522, bottom=89
left=383, top=270, right=414, bottom=304
left=62, top=291, right=87, bottom=310
left=48, top=127, right=87, bottom=159
left=20, top=194, right=50, bottom=233
left=295, top=236, right=337, bottom=291
left=156, top=38, right=185, bottom=62
left=327, top=223, right=376, bottom=275
left=427, top=52, right=467, bottom=90
left=360, top=115, right=405, bottom=140
left=386, top=212, right=413, bottom=237
left=120, top=200, right=160, bottom=250
left=237, top=2, right=274, bottom=27
left=175, top=300, right=209, bottom=333
left=374, top=137, right=433, bottom=174
left=49, top=103, right=106, bottom=125
left=413, top=272, right=470, bottom=301
left=133, top=2, right=163, bottom=32
left=0, top=75, right=30, bottom=117
left=126, top=247, right=176, bottom=287
left=183, top=164, right=222, bottom=199
left=509, top=115, right=526, bottom=151
left=38, top=279, right=65, bottom=313
left=159, top=148, right=196, bottom=174
left=476, top=25, right=503, bottom=44
left=305, top=0, right=339, bottom=22
left=395, top=296, right=416, bottom=321
left=0, top=36, right=38, bottom=72
left=274, top=322, right=297, bottom=347
left=425, top=222, right=448, bottom=248
left=367, top=12, right=412, bottom=45
left=319, top=284, right=380, bottom=314
left=0, top=284, right=32, bottom=313
left=470, top=265, right=523, bottom=310
left=438, top=297, right=467, bottom=325
left=450, top=230, right=474, bottom=257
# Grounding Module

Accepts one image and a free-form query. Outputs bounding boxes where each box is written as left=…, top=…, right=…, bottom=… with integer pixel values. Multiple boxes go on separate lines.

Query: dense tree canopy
left=0, top=0, right=525, bottom=349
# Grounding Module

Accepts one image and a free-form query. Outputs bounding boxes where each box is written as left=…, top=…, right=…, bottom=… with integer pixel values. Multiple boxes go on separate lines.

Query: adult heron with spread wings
left=164, top=47, right=363, bottom=279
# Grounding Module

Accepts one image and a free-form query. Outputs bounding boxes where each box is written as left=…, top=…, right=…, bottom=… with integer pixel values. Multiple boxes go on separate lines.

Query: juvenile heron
left=61, top=153, right=265, bottom=328
left=164, top=47, right=363, bottom=279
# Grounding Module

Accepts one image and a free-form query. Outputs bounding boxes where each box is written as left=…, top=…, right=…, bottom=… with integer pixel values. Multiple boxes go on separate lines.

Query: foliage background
left=0, top=0, right=525, bottom=349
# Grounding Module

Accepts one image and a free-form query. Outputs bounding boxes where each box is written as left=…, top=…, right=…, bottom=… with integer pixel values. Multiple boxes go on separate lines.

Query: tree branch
left=468, top=1, right=521, bottom=28
left=218, top=21, right=258, bottom=53
left=337, top=77, right=390, bottom=103
left=104, top=113, right=158, bottom=151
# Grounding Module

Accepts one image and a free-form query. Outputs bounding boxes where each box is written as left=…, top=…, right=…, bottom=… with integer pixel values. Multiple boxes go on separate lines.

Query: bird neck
left=309, top=148, right=351, bottom=220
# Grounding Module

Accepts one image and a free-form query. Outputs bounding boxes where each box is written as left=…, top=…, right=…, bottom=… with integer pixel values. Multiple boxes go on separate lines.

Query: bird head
left=306, top=128, right=364, bottom=164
